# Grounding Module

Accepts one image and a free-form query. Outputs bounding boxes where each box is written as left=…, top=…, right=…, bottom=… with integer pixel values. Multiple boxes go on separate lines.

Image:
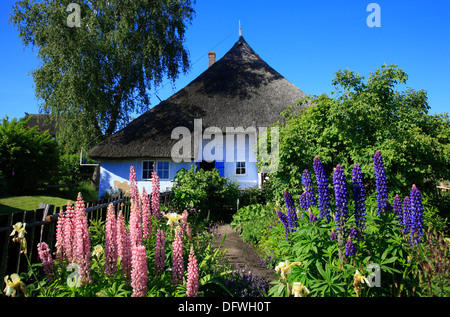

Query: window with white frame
left=235, top=161, right=246, bottom=175
left=142, top=161, right=155, bottom=179
left=157, top=161, right=170, bottom=179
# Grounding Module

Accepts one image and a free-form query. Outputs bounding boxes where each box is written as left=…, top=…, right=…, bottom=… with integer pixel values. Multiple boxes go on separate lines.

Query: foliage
left=250, top=151, right=450, bottom=297
left=230, top=203, right=277, bottom=246
left=259, top=65, right=450, bottom=201
left=0, top=116, right=59, bottom=195
left=10, top=0, right=195, bottom=152
left=7, top=197, right=232, bottom=298
left=171, top=167, right=241, bottom=224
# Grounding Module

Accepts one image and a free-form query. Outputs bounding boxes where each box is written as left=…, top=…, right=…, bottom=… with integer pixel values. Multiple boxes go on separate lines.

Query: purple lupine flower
left=402, top=196, right=412, bottom=236
left=351, top=164, right=366, bottom=236
left=344, top=236, right=356, bottom=256
left=373, top=150, right=389, bottom=214
left=393, top=194, right=403, bottom=226
left=313, top=157, right=331, bottom=222
left=284, top=190, right=298, bottom=231
left=330, top=229, right=337, bottom=241
left=410, top=185, right=424, bottom=244
left=348, top=225, right=358, bottom=239
left=299, top=192, right=308, bottom=210
left=302, top=169, right=315, bottom=209
left=276, top=209, right=290, bottom=241
left=333, top=164, right=348, bottom=246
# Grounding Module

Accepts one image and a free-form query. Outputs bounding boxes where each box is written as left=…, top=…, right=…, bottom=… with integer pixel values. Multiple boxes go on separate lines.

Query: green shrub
left=171, top=167, right=240, bottom=224
left=231, top=203, right=277, bottom=246
left=0, top=116, right=59, bottom=195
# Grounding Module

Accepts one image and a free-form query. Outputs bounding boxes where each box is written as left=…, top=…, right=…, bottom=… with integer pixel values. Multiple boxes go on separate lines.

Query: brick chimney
left=208, top=52, right=216, bottom=68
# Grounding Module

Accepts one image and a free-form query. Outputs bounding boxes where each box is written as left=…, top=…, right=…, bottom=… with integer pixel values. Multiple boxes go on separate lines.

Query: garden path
left=213, top=224, right=278, bottom=283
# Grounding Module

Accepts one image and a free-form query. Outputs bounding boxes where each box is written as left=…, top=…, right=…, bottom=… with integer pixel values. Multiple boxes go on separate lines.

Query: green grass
left=0, top=196, right=74, bottom=214
left=0, top=181, right=99, bottom=215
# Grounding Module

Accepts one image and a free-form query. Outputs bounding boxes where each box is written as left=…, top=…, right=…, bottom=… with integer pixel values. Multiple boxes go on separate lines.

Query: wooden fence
left=0, top=191, right=171, bottom=289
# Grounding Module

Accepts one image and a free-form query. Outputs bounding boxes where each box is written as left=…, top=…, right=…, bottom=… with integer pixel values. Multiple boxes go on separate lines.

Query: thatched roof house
left=89, top=36, right=307, bottom=197
left=89, top=36, right=306, bottom=160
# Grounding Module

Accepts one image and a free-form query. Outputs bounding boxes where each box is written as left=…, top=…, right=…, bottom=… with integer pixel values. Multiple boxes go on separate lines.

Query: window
left=142, top=160, right=169, bottom=180
left=235, top=161, right=246, bottom=175
left=157, top=161, right=170, bottom=179
left=142, top=161, right=154, bottom=179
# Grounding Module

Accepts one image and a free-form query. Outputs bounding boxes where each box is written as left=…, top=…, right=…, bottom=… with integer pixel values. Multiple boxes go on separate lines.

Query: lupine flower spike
left=151, top=170, right=161, bottom=219
left=105, top=203, right=118, bottom=276
left=351, top=164, right=366, bottom=236
left=141, top=188, right=152, bottom=239
left=154, top=229, right=166, bottom=276
left=186, top=246, right=199, bottom=297
left=37, top=242, right=54, bottom=281
left=393, top=195, right=402, bottom=226
left=276, top=209, right=290, bottom=241
left=313, top=157, right=331, bottom=222
left=172, top=227, right=184, bottom=285
left=301, top=169, right=315, bottom=209
left=333, top=164, right=348, bottom=246
left=410, top=184, right=424, bottom=244
left=284, top=190, right=298, bottom=231
left=131, top=245, right=148, bottom=297
left=74, top=192, right=91, bottom=285
left=373, top=150, right=389, bottom=214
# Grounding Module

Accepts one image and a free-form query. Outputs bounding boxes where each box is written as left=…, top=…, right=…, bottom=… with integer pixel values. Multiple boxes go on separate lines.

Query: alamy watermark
left=367, top=3, right=381, bottom=28
left=170, top=119, right=279, bottom=173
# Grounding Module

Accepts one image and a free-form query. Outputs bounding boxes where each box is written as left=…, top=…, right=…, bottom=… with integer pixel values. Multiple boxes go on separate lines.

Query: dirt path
left=213, top=224, right=277, bottom=283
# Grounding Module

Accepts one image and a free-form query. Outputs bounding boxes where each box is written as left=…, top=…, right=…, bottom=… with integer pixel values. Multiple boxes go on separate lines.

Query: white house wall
left=98, top=131, right=261, bottom=198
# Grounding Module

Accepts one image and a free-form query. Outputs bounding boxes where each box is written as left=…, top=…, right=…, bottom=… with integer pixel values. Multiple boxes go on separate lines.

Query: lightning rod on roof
left=239, top=20, right=241, bottom=37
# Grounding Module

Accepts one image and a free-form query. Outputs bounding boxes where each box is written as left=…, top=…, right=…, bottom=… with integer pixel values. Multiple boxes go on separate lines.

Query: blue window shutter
left=215, top=161, right=224, bottom=177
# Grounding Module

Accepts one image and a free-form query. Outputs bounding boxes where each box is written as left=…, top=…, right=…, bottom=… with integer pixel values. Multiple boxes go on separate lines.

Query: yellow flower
left=353, top=269, right=369, bottom=297
left=3, top=274, right=26, bottom=297
left=292, top=282, right=310, bottom=297
left=93, top=245, right=103, bottom=258
left=275, top=260, right=301, bottom=280
left=10, top=222, right=27, bottom=253
left=165, top=212, right=182, bottom=227
left=10, top=222, right=26, bottom=239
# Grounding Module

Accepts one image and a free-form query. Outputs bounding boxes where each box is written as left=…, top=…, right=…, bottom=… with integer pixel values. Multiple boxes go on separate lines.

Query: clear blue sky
left=1, top=0, right=449, bottom=122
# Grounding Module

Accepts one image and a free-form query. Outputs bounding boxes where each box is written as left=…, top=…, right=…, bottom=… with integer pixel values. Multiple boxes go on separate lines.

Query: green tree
left=260, top=64, right=450, bottom=200
left=10, top=0, right=195, bottom=153
left=0, top=116, right=59, bottom=195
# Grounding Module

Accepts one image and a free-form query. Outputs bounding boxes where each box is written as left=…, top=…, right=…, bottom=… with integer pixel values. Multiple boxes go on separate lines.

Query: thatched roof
left=23, top=113, right=57, bottom=137
left=89, top=36, right=307, bottom=160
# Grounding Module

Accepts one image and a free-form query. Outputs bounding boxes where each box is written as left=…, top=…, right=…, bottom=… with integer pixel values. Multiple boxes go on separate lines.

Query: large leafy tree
left=10, top=0, right=195, bottom=152
left=261, top=64, right=450, bottom=199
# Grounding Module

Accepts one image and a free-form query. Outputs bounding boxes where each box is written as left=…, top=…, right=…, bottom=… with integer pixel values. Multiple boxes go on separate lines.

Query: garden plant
left=239, top=151, right=449, bottom=297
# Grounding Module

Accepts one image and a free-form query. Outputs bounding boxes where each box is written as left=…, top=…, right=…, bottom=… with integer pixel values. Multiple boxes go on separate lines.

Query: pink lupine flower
left=129, top=166, right=139, bottom=203
left=154, top=229, right=166, bottom=276
left=62, top=201, right=76, bottom=263
left=105, top=203, right=117, bottom=276
left=186, top=247, right=199, bottom=297
left=129, top=199, right=143, bottom=248
left=151, top=171, right=161, bottom=219
left=37, top=242, right=54, bottom=281
left=55, top=206, right=66, bottom=262
left=131, top=245, right=148, bottom=297
left=172, top=227, right=184, bottom=285
left=74, top=193, right=91, bottom=285
left=141, top=188, right=152, bottom=239
left=116, top=209, right=132, bottom=279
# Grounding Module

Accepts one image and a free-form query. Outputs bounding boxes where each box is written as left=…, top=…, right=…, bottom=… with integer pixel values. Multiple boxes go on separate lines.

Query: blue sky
left=1, top=0, right=449, bottom=122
